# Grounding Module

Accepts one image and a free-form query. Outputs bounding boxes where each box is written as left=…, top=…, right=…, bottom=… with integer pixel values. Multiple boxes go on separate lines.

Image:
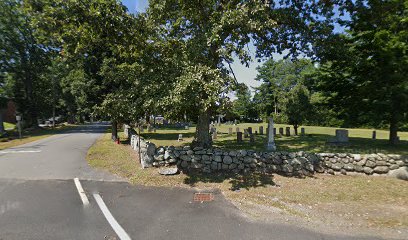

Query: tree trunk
left=293, top=124, right=298, bottom=135
left=389, top=113, right=398, bottom=145
left=111, top=120, right=118, bottom=141
left=192, top=109, right=211, bottom=148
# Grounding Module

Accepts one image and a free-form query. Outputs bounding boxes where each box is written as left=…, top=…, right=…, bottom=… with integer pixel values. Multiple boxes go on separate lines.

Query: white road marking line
left=0, top=150, right=41, bottom=154
left=93, top=194, right=131, bottom=240
left=74, top=178, right=89, bottom=206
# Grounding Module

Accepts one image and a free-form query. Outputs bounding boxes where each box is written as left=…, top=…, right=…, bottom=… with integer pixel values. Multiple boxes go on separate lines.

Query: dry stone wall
left=126, top=128, right=408, bottom=179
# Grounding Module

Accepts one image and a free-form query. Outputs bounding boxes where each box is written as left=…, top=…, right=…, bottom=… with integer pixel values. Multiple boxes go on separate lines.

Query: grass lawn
left=140, top=123, right=408, bottom=155
left=4, top=122, right=15, bottom=129
left=87, top=133, right=408, bottom=236
left=0, top=123, right=78, bottom=150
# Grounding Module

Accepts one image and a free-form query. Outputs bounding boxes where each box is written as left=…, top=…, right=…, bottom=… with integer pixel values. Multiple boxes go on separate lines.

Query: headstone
left=236, top=127, right=240, bottom=133
left=178, top=134, right=183, bottom=142
left=210, top=127, right=217, bottom=134
left=229, top=127, right=233, bottom=135
left=212, top=131, right=217, bottom=140
left=185, top=125, right=189, bottom=130
left=237, top=132, right=243, bottom=143
left=266, top=117, right=276, bottom=151
left=249, top=134, right=255, bottom=143
left=244, top=129, right=249, bottom=138
left=372, top=130, right=376, bottom=139
left=247, top=127, right=252, bottom=134
left=285, top=127, right=290, bottom=136
left=335, top=129, right=348, bottom=142
left=279, top=127, right=284, bottom=135
left=327, top=129, right=349, bottom=144
left=259, top=126, right=264, bottom=135
left=301, top=127, right=305, bottom=136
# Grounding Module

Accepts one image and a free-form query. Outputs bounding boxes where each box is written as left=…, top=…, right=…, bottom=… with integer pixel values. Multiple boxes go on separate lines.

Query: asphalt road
left=0, top=124, right=385, bottom=240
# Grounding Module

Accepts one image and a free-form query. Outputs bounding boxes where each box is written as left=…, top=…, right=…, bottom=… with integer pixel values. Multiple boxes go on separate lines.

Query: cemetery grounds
left=87, top=123, right=408, bottom=239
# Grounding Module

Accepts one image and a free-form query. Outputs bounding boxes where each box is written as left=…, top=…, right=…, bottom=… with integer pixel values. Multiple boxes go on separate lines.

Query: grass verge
left=87, top=132, right=408, bottom=233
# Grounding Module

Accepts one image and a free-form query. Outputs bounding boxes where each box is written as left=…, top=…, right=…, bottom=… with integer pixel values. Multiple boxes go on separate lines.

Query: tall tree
left=255, top=59, right=315, bottom=117
left=282, top=83, right=312, bottom=135
left=28, top=0, right=148, bottom=140
left=0, top=0, right=51, bottom=127
left=233, top=84, right=257, bottom=121
left=317, top=0, right=408, bottom=144
left=147, top=0, right=339, bottom=147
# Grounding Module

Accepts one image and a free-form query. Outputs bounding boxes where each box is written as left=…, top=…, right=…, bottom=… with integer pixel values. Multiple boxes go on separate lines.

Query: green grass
left=87, top=132, right=408, bottom=229
left=4, top=122, right=15, bottom=129
left=140, top=123, right=408, bottom=154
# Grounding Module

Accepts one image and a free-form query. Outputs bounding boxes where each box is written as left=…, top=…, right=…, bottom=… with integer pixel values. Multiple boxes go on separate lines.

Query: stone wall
left=125, top=126, right=408, bottom=179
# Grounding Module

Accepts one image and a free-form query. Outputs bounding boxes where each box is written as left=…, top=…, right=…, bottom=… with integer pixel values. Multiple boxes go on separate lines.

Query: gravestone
left=244, top=129, right=249, bottom=138
left=285, top=127, right=290, bottom=136
left=279, top=127, right=284, bottom=135
left=210, top=127, right=217, bottom=134
left=247, top=127, right=252, bottom=134
left=185, top=125, right=189, bottom=130
left=249, top=134, right=255, bottom=143
left=372, top=130, right=376, bottom=139
left=178, top=134, right=183, bottom=142
left=301, top=128, right=305, bottom=136
left=335, top=129, right=348, bottom=142
left=259, top=126, right=264, bottom=135
left=327, top=129, right=349, bottom=144
left=237, top=132, right=243, bottom=143
left=266, top=117, right=276, bottom=151
left=212, top=131, right=217, bottom=140
left=229, top=127, right=233, bottom=135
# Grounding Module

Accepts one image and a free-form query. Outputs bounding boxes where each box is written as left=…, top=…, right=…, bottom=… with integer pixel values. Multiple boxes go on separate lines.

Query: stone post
left=266, top=117, right=276, bottom=151
left=279, top=127, right=284, bottom=135
left=285, top=127, right=290, bottom=136
left=229, top=127, right=233, bottom=135
left=237, top=132, right=243, bottom=143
